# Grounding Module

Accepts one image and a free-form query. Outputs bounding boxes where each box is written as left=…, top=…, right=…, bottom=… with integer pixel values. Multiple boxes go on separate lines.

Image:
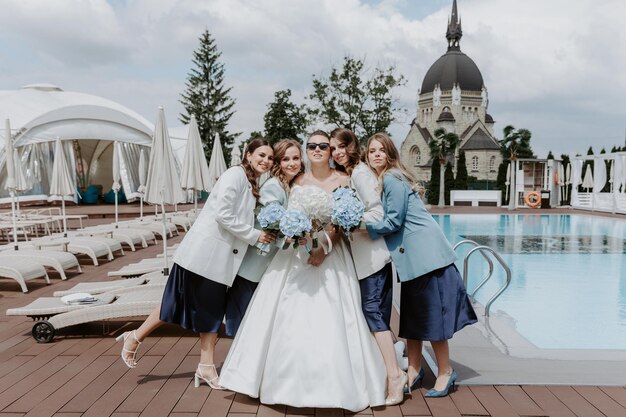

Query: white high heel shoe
left=115, top=330, right=141, bottom=368
left=194, top=364, right=224, bottom=390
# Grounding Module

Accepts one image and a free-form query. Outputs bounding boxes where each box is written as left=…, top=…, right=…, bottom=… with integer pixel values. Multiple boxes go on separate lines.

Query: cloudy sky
left=0, top=0, right=624, bottom=158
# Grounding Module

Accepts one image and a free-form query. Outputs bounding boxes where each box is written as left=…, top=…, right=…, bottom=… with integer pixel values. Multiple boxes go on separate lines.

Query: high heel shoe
left=424, top=369, right=457, bottom=398
left=194, top=364, right=224, bottom=390
left=385, top=371, right=408, bottom=406
left=115, top=330, right=141, bottom=368
left=404, top=368, right=425, bottom=393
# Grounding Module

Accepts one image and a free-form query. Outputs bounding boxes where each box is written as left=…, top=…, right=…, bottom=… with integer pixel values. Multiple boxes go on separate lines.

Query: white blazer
left=173, top=166, right=261, bottom=286
left=349, top=163, right=392, bottom=280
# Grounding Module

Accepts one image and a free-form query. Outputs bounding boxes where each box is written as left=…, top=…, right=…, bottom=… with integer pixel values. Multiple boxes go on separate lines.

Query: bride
left=219, top=130, right=386, bottom=412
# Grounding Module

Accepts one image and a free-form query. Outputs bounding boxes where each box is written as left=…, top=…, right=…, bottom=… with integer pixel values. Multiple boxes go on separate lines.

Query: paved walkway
left=0, top=205, right=625, bottom=416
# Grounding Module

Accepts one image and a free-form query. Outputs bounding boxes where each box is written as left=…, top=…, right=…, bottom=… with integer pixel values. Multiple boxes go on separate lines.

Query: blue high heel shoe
left=404, top=368, right=425, bottom=393
left=424, top=370, right=457, bottom=398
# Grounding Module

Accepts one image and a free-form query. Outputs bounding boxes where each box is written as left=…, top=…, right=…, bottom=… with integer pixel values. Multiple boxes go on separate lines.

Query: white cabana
left=571, top=152, right=626, bottom=214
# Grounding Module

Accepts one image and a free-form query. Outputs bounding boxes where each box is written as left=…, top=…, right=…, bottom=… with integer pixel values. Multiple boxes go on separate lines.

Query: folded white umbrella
left=4, top=119, right=18, bottom=248
left=112, top=141, right=121, bottom=227
left=144, top=107, right=185, bottom=275
left=582, top=164, right=594, bottom=192
left=137, top=148, right=148, bottom=219
left=180, top=115, right=210, bottom=213
left=556, top=163, right=564, bottom=204
left=206, top=133, right=228, bottom=192
left=230, top=142, right=241, bottom=167
left=49, top=136, right=76, bottom=236
left=504, top=163, right=511, bottom=204
left=565, top=163, right=571, bottom=201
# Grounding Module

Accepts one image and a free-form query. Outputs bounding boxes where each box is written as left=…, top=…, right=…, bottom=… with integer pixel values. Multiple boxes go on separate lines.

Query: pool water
left=433, top=214, right=626, bottom=350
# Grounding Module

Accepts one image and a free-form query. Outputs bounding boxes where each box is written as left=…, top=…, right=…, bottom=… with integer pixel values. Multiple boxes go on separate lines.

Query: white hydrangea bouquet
left=331, top=186, right=365, bottom=240
left=288, top=185, right=335, bottom=252
left=255, top=202, right=286, bottom=255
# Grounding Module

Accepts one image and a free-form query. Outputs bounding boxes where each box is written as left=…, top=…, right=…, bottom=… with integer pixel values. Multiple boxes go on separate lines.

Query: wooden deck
left=1, top=212, right=626, bottom=416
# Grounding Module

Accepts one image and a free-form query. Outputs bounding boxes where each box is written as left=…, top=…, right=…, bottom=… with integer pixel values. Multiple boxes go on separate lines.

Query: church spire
left=446, top=0, right=462, bottom=51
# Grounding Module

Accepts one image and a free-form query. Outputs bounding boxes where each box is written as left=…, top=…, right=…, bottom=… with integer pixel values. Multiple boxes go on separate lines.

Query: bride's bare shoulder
left=334, top=170, right=350, bottom=186
left=294, top=173, right=310, bottom=186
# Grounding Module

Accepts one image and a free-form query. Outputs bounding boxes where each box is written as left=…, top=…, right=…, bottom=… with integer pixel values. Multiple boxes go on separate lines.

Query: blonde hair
left=365, top=132, right=419, bottom=189
left=270, top=138, right=304, bottom=190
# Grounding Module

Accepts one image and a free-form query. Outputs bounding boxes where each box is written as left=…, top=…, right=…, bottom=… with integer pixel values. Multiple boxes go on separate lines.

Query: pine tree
left=496, top=162, right=508, bottom=205
left=444, top=162, right=455, bottom=205
left=264, top=89, right=308, bottom=145
left=427, top=162, right=440, bottom=205
left=179, top=30, right=239, bottom=163
left=454, top=151, right=468, bottom=190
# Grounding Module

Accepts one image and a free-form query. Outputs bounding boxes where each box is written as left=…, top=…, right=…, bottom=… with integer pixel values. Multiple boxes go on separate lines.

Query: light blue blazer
left=367, top=170, right=457, bottom=282
left=237, top=177, right=288, bottom=283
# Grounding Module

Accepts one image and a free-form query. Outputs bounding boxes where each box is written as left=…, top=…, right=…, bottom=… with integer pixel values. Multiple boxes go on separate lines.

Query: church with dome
left=400, top=0, right=502, bottom=184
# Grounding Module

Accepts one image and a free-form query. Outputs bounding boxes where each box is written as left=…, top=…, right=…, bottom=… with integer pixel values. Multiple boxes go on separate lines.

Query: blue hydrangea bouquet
left=279, top=209, right=312, bottom=248
left=331, top=186, right=365, bottom=240
left=255, top=202, right=286, bottom=255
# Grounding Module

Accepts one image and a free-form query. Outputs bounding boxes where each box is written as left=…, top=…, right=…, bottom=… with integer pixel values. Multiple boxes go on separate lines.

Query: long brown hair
left=365, top=132, right=417, bottom=185
left=271, top=138, right=304, bottom=189
left=329, top=127, right=362, bottom=175
left=241, top=137, right=272, bottom=199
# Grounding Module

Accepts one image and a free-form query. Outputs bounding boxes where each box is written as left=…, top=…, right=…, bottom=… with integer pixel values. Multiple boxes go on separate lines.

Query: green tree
left=496, top=162, right=509, bottom=205
left=454, top=151, right=468, bottom=190
left=499, top=125, right=533, bottom=209
left=444, top=162, right=455, bottom=205
left=547, top=151, right=554, bottom=159
left=429, top=128, right=460, bottom=207
left=179, top=30, right=239, bottom=163
left=427, top=161, right=441, bottom=205
left=308, top=56, right=407, bottom=143
left=263, top=89, right=308, bottom=145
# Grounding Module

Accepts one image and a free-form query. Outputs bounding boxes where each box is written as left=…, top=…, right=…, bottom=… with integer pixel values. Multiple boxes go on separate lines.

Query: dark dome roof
left=485, top=113, right=494, bottom=123
left=437, top=111, right=455, bottom=122
left=421, top=50, right=484, bottom=93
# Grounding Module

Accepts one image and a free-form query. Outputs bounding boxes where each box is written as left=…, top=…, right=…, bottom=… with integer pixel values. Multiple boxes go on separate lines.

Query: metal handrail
left=462, top=245, right=512, bottom=316
left=453, top=240, right=493, bottom=298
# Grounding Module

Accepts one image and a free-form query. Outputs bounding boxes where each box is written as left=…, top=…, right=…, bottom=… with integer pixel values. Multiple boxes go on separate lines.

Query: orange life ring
left=524, top=191, right=541, bottom=208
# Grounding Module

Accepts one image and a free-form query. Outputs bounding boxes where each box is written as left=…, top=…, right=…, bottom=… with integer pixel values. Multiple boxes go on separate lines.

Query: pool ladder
left=453, top=240, right=512, bottom=317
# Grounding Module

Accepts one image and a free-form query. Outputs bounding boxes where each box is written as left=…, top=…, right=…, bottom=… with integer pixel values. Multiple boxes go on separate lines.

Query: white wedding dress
left=219, top=186, right=386, bottom=412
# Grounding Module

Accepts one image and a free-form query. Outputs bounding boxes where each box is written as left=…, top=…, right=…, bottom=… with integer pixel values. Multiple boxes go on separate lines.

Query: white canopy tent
left=0, top=84, right=159, bottom=205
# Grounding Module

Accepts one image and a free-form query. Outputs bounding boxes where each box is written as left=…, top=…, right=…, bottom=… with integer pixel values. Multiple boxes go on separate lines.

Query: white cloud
left=0, top=0, right=624, bottom=158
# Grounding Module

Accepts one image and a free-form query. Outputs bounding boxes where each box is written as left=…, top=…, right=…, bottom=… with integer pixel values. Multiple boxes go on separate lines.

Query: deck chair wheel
left=32, top=321, right=55, bottom=343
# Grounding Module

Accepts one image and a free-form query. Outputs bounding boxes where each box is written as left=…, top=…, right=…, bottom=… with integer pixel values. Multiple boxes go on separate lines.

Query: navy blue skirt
left=359, top=263, right=393, bottom=332
left=399, top=263, right=477, bottom=341
left=159, top=263, right=257, bottom=336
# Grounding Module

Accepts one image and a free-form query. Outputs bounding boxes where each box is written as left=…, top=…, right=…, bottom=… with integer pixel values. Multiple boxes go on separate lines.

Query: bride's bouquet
left=289, top=186, right=334, bottom=249
left=331, top=186, right=365, bottom=240
left=255, top=202, right=286, bottom=255
left=279, top=209, right=312, bottom=248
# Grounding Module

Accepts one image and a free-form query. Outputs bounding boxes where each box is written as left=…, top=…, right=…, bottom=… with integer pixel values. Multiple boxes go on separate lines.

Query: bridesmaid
left=236, top=138, right=304, bottom=285
left=329, top=128, right=406, bottom=406
left=365, top=133, right=477, bottom=399
left=117, top=138, right=276, bottom=390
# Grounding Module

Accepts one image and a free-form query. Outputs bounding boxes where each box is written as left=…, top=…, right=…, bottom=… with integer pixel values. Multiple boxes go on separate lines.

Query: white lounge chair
left=6, top=284, right=165, bottom=342
left=107, top=258, right=173, bottom=278
left=53, top=270, right=167, bottom=296
left=0, top=249, right=81, bottom=280
left=0, top=258, right=50, bottom=293
left=28, top=236, right=116, bottom=266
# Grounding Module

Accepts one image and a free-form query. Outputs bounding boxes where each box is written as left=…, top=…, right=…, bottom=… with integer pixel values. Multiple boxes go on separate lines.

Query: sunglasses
left=306, top=143, right=330, bottom=151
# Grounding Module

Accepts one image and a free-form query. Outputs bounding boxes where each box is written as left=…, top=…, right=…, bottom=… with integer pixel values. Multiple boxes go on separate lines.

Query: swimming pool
left=433, top=214, right=626, bottom=350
